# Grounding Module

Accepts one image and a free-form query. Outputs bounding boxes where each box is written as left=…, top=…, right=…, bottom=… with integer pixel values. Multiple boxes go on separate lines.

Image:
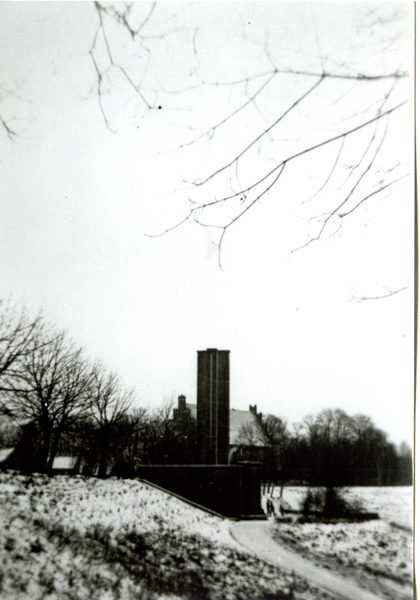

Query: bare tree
left=147, top=399, right=176, bottom=464
left=350, top=413, right=377, bottom=443
left=137, top=398, right=190, bottom=464
left=1, top=329, right=92, bottom=473
left=118, top=407, right=149, bottom=468
left=89, top=2, right=411, bottom=271
left=0, top=301, right=43, bottom=384
left=236, top=414, right=289, bottom=463
left=261, top=414, right=289, bottom=468
left=45, top=350, right=94, bottom=475
left=89, top=365, right=135, bottom=478
left=235, top=421, right=266, bottom=447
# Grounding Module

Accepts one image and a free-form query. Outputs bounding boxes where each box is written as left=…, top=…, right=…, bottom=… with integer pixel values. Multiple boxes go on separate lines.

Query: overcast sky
left=0, top=1, right=414, bottom=446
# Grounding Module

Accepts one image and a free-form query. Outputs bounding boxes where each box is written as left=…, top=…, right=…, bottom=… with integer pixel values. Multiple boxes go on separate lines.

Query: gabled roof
left=186, top=403, right=197, bottom=420
left=229, top=409, right=266, bottom=447
left=52, top=456, right=78, bottom=470
left=0, top=448, right=14, bottom=463
left=180, top=401, right=267, bottom=447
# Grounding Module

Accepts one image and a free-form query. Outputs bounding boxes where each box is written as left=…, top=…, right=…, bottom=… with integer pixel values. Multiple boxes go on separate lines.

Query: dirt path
left=230, top=520, right=384, bottom=600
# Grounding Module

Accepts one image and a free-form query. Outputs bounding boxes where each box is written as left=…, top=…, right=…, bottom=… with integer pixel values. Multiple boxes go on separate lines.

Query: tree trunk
left=39, top=427, right=51, bottom=473
left=98, top=431, right=109, bottom=478
left=46, top=427, right=64, bottom=476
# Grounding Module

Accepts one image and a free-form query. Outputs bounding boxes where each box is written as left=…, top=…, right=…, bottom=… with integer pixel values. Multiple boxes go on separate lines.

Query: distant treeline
left=255, top=410, right=412, bottom=487
left=0, top=302, right=413, bottom=485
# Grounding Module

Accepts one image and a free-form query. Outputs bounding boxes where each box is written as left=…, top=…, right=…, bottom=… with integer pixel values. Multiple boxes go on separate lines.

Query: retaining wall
left=135, top=463, right=264, bottom=519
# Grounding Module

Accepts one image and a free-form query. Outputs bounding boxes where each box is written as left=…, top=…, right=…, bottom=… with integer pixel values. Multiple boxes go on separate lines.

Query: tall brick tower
left=196, top=349, right=230, bottom=465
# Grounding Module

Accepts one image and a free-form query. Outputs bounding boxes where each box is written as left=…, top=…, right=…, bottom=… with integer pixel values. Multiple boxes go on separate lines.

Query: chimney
left=249, top=404, right=262, bottom=424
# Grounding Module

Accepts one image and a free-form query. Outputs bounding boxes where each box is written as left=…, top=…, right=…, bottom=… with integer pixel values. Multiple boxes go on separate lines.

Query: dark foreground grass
left=33, top=516, right=330, bottom=600
left=0, top=509, right=338, bottom=600
left=0, top=472, right=339, bottom=600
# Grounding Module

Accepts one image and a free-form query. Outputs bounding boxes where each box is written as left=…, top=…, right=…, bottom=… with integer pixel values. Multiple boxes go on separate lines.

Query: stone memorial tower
left=196, top=348, right=230, bottom=465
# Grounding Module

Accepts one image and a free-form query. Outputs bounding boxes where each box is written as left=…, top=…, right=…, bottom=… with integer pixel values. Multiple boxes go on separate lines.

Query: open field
left=0, top=472, right=336, bottom=600
left=263, top=486, right=413, bottom=600
left=263, top=486, right=413, bottom=529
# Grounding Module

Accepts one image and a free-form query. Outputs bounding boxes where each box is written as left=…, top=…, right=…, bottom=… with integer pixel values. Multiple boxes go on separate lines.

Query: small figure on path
left=266, top=498, right=275, bottom=517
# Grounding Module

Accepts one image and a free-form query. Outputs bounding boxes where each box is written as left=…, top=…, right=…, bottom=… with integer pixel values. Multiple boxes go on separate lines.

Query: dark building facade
left=197, top=349, right=230, bottom=465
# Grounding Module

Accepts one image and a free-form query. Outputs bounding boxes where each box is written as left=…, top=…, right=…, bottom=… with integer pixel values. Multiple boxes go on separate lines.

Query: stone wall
left=135, top=463, right=264, bottom=519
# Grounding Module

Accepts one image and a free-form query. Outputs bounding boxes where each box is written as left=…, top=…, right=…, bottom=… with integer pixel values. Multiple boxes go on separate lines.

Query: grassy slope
left=0, top=473, right=336, bottom=600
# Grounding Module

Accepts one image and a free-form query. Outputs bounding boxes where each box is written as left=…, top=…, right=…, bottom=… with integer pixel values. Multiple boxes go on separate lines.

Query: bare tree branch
left=349, top=285, right=409, bottom=303
left=83, top=2, right=411, bottom=274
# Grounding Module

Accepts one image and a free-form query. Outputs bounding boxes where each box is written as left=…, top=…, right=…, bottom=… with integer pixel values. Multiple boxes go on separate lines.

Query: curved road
left=230, top=520, right=384, bottom=600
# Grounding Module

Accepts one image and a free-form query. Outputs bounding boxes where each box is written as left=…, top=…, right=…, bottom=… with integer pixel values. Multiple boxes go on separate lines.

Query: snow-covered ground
left=343, top=487, right=412, bottom=530
left=0, top=472, right=336, bottom=600
left=263, top=486, right=413, bottom=600
left=263, top=486, right=412, bottom=530
left=1, top=473, right=412, bottom=599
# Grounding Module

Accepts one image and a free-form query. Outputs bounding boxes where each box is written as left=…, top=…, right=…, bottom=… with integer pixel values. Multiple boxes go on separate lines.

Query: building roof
left=229, top=409, right=266, bottom=447
left=0, top=447, right=14, bottom=463
left=186, top=403, right=197, bottom=420
left=182, top=402, right=266, bottom=447
left=52, top=456, right=78, bottom=470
